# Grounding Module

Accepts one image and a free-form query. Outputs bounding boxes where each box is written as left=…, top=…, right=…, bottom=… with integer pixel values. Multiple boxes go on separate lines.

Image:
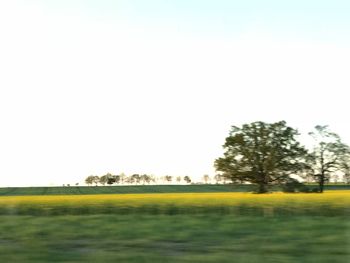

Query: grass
left=0, top=184, right=255, bottom=196
left=0, top=190, right=349, bottom=262
left=0, top=184, right=349, bottom=196
left=0, top=214, right=349, bottom=262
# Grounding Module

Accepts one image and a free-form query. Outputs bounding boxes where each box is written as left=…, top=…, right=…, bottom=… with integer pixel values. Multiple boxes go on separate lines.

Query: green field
left=1, top=184, right=349, bottom=196
left=0, top=188, right=349, bottom=262
left=1, top=214, right=349, bottom=263
left=0, top=184, right=256, bottom=196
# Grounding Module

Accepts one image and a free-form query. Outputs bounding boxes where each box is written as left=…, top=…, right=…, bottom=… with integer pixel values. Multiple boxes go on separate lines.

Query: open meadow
left=0, top=189, right=349, bottom=262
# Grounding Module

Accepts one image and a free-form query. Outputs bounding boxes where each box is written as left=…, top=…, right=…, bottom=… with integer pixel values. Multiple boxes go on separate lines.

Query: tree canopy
left=215, top=121, right=307, bottom=193
left=307, top=125, right=350, bottom=192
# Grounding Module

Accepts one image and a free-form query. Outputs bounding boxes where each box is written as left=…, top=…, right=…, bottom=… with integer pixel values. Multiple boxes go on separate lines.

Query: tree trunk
left=318, top=170, right=325, bottom=193
left=257, top=183, right=268, bottom=193
left=319, top=176, right=324, bottom=193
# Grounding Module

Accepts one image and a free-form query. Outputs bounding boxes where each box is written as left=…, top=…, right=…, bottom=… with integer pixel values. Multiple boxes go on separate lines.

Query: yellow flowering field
left=0, top=191, right=349, bottom=216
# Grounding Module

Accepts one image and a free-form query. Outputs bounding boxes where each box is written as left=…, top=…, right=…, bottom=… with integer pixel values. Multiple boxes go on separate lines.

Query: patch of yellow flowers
left=0, top=190, right=349, bottom=209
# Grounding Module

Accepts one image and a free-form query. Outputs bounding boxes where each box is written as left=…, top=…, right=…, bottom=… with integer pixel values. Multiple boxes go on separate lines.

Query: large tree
left=307, top=125, right=350, bottom=193
left=215, top=121, right=307, bottom=193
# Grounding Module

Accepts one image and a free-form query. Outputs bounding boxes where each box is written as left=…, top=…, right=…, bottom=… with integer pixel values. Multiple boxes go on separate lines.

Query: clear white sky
left=1, top=0, right=350, bottom=186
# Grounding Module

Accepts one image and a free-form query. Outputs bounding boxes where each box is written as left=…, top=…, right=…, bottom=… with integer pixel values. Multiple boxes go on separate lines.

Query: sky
left=1, top=0, right=350, bottom=186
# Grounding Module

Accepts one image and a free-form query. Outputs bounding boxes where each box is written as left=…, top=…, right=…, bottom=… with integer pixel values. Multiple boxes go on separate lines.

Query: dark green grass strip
left=1, top=184, right=349, bottom=196
left=0, top=214, right=348, bottom=263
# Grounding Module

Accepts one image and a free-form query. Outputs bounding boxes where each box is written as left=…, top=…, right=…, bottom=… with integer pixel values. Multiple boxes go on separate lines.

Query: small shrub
left=282, top=178, right=309, bottom=193
left=299, top=185, right=311, bottom=193
left=311, top=187, right=320, bottom=193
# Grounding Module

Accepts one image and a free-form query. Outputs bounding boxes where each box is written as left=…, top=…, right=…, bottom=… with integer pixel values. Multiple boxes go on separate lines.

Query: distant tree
left=119, top=173, right=127, bottom=184
left=176, top=176, right=182, bottom=184
left=85, top=175, right=95, bottom=186
left=105, top=174, right=121, bottom=185
left=131, top=174, right=141, bottom=185
left=140, top=174, right=151, bottom=185
left=203, top=174, right=210, bottom=184
left=151, top=175, right=157, bottom=184
left=100, top=173, right=112, bottom=186
left=75, top=183, right=79, bottom=186
left=184, top=176, right=191, bottom=184
left=123, top=175, right=134, bottom=184
left=306, top=125, right=350, bottom=192
left=92, top=175, right=100, bottom=186
left=215, top=121, right=307, bottom=193
left=158, top=176, right=165, bottom=184
left=164, top=175, right=172, bottom=184
left=114, top=175, right=121, bottom=184
left=213, top=174, right=220, bottom=184
left=107, top=176, right=116, bottom=185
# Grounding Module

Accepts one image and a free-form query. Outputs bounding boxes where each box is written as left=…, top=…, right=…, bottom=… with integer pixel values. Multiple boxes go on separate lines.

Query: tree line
left=84, top=173, right=252, bottom=187
left=85, top=173, right=193, bottom=186
left=215, top=121, right=350, bottom=193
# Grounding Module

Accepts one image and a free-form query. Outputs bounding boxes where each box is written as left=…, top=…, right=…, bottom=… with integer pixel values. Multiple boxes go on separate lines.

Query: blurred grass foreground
left=0, top=191, right=349, bottom=262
